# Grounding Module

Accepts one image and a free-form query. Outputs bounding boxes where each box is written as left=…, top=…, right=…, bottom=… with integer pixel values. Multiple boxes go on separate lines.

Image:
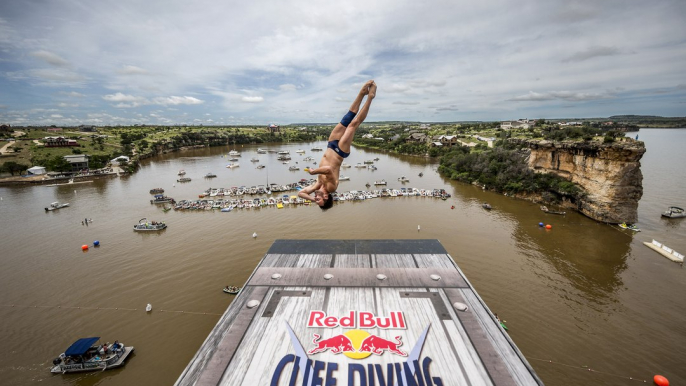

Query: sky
left=0, top=0, right=685, bottom=126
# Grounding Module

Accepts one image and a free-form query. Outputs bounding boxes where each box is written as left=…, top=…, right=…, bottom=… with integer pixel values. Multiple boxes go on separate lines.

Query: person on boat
left=298, top=80, right=377, bottom=210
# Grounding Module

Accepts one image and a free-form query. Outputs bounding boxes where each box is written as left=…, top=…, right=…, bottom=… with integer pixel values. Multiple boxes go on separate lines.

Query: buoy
left=654, top=375, right=669, bottom=386
left=451, top=205, right=455, bottom=209
left=252, top=232, right=257, bottom=238
left=81, top=245, right=88, bottom=250
left=417, top=225, right=421, bottom=231
left=93, top=240, right=100, bottom=246
left=146, top=304, right=152, bottom=312
left=539, top=222, right=544, bottom=227
left=545, top=224, right=552, bottom=230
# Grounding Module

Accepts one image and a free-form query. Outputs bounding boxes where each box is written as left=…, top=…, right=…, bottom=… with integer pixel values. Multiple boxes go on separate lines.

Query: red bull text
left=307, top=311, right=406, bottom=329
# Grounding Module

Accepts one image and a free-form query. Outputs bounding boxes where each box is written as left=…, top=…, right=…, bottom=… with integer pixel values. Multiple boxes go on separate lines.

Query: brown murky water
left=0, top=129, right=684, bottom=386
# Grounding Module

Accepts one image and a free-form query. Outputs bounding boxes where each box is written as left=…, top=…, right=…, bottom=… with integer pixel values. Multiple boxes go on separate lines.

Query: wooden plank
left=248, top=267, right=468, bottom=288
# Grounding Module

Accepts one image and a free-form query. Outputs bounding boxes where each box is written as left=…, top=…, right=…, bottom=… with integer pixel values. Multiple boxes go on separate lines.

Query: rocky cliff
left=515, top=139, right=646, bottom=223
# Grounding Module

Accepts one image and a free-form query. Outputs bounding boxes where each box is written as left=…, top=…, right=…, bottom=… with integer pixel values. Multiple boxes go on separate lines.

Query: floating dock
left=176, top=239, right=543, bottom=385
left=643, top=239, right=684, bottom=263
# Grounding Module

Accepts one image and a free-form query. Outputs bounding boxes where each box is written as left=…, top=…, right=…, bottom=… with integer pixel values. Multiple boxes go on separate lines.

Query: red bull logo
left=307, top=310, right=406, bottom=329
left=307, top=330, right=407, bottom=358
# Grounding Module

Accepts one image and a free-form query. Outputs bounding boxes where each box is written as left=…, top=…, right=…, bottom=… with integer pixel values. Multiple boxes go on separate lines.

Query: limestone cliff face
left=517, top=139, right=646, bottom=223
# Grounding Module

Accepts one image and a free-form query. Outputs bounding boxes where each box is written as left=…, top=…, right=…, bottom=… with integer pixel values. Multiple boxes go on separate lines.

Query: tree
left=1, top=161, right=29, bottom=175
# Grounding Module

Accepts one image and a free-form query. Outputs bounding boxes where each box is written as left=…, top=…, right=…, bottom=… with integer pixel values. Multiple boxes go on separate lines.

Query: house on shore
left=44, top=136, right=80, bottom=147
left=64, top=155, right=89, bottom=172
left=501, top=119, right=535, bottom=130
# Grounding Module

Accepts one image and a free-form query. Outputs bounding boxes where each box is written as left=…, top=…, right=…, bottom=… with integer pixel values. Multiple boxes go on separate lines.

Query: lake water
left=0, top=129, right=684, bottom=386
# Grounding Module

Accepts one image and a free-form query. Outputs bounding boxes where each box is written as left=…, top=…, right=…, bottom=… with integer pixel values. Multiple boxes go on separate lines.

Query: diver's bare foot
left=368, top=82, right=377, bottom=99
left=360, top=80, right=374, bottom=95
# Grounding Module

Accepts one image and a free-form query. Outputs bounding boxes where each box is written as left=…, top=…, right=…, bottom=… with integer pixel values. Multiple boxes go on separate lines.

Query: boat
left=177, top=177, right=192, bottom=182
left=223, top=286, right=241, bottom=294
left=339, top=176, right=350, bottom=181
left=540, top=205, right=565, bottom=215
left=150, top=194, right=174, bottom=204
left=133, top=218, right=167, bottom=231
left=250, top=157, right=259, bottom=162
left=643, top=239, right=684, bottom=263
left=228, top=150, right=241, bottom=156
left=228, top=157, right=239, bottom=162
left=256, top=164, right=265, bottom=169
left=661, top=206, right=685, bottom=218
left=398, top=176, right=410, bottom=183
left=288, top=166, right=300, bottom=171
left=162, top=206, right=172, bottom=212
left=257, top=148, right=267, bottom=154
left=277, top=155, right=291, bottom=161
left=149, top=188, right=165, bottom=194
left=618, top=222, right=640, bottom=232
left=482, top=203, right=492, bottom=210
left=364, top=160, right=374, bottom=164
left=204, top=173, right=217, bottom=178
left=45, top=178, right=93, bottom=187
left=374, top=180, right=387, bottom=186
left=311, top=147, right=323, bottom=151
left=295, top=149, right=306, bottom=154
left=419, top=172, right=423, bottom=177
left=374, top=157, right=380, bottom=161
left=50, top=337, right=134, bottom=374
left=45, top=202, right=69, bottom=211
left=341, top=162, right=351, bottom=168
left=178, top=170, right=186, bottom=176
left=226, top=163, right=239, bottom=169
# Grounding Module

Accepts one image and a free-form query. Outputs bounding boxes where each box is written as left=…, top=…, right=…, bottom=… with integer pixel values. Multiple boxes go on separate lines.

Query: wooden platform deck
left=176, top=239, right=543, bottom=386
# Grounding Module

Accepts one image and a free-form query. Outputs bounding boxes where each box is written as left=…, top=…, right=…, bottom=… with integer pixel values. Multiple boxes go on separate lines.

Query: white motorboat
left=289, top=166, right=300, bottom=171
left=228, top=150, right=241, bottom=156
left=133, top=218, right=167, bottom=231
left=226, top=163, right=239, bottom=169
left=374, top=180, right=387, bottom=186
left=45, top=202, right=69, bottom=211
left=339, top=176, right=350, bottom=181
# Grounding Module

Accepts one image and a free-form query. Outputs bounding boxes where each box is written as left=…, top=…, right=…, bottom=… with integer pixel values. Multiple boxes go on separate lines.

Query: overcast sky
left=0, top=0, right=684, bottom=126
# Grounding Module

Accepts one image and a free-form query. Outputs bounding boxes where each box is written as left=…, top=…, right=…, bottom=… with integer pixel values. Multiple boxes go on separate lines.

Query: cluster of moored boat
left=170, top=186, right=451, bottom=211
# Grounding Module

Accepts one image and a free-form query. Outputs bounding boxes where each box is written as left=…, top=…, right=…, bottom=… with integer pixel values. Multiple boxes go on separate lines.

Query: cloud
left=103, top=92, right=147, bottom=103
left=509, top=90, right=616, bottom=102
left=562, top=46, right=622, bottom=62
left=393, top=101, right=420, bottom=105
left=50, top=114, right=63, bottom=118
left=152, top=96, right=204, bottom=105
left=117, top=65, right=149, bottom=75
left=242, top=96, right=264, bottom=103
left=279, top=84, right=297, bottom=91
left=59, top=91, right=85, bottom=97
left=435, top=105, right=459, bottom=112
left=30, top=50, right=69, bottom=67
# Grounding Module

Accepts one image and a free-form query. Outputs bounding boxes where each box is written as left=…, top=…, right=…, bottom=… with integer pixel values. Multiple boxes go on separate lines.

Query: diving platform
left=175, top=239, right=543, bottom=385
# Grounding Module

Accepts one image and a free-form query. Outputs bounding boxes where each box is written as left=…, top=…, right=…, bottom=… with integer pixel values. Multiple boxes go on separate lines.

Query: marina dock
left=175, top=239, right=543, bottom=385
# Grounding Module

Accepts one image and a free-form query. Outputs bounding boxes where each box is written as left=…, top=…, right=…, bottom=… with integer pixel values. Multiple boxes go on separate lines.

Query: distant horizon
left=4, top=114, right=686, bottom=128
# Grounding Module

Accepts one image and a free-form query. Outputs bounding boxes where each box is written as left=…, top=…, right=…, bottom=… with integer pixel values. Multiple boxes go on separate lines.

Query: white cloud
left=59, top=91, right=85, bottom=97
left=30, top=50, right=69, bottom=67
left=152, top=96, right=203, bottom=105
left=242, top=96, right=264, bottom=103
left=117, top=65, right=149, bottom=75
left=509, top=90, right=616, bottom=102
left=279, top=84, right=297, bottom=91
left=103, top=92, right=148, bottom=103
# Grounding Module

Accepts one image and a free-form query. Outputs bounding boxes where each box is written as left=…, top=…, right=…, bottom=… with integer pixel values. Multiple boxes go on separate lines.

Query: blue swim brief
left=327, top=140, right=350, bottom=158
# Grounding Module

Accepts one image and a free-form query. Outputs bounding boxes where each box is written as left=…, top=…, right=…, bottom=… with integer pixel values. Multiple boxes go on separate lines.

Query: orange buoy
left=654, top=375, right=669, bottom=386
left=545, top=224, right=552, bottom=230
left=81, top=245, right=89, bottom=250
left=451, top=205, right=455, bottom=209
